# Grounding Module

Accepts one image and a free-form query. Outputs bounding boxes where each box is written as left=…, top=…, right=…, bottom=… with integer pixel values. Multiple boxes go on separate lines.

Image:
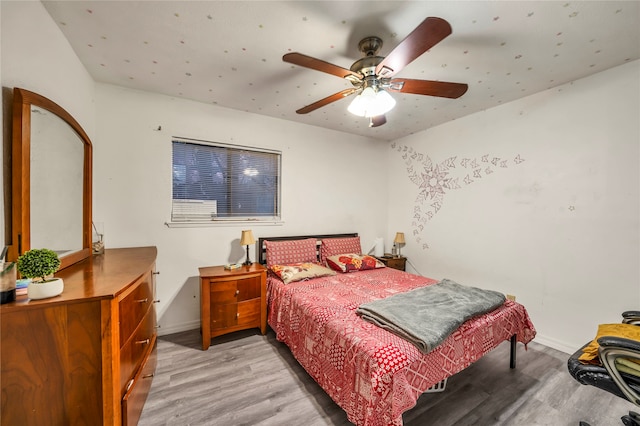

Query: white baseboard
left=531, top=333, right=575, bottom=355
left=157, top=319, right=200, bottom=336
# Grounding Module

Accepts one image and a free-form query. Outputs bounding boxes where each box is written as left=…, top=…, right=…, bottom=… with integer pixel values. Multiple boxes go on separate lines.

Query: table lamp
left=240, top=230, right=256, bottom=266
left=393, top=232, right=405, bottom=258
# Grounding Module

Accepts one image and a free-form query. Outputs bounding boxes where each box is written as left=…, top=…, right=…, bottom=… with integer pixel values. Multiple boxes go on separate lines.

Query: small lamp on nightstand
left=393, top=232, right=405, bottom=258
left=240, top=230, right=256, bottom=266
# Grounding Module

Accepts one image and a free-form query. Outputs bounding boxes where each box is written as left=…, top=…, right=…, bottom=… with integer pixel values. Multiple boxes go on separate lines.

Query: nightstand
left=198, top=263, right=266, bottom=350
left=376, top=254, right=407, bottom=271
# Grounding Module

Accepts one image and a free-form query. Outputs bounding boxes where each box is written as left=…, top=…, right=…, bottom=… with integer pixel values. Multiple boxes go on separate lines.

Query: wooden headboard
left=258, top=233, right=358, bottom=265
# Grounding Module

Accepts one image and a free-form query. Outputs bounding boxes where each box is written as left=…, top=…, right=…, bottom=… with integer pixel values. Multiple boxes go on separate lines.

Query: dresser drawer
left=119, top=271, right=154, bottom=343
left=120, top=307, right=156, bottom=394
left=122, top=336, right=157, bottom=426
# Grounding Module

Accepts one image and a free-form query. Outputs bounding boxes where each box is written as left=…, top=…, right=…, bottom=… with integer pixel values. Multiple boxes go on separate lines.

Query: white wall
left=388, top=60, right=640, bottom=353
left=94, top=83, right=388, bottom=334
left=0, top=1, right=95, bottom=135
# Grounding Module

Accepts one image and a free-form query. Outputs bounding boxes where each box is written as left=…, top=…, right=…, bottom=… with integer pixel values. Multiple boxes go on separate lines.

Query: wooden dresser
left=199, top=263, right=266, bottom=350
left=0, top=246, right=158, bottom=426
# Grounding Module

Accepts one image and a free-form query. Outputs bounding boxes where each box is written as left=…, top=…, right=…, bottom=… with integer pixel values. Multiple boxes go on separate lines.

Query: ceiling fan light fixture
left=347, top=87, right=396, bottom=118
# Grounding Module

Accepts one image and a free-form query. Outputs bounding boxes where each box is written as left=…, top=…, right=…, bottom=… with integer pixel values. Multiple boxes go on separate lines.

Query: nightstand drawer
left=209, top=276, right=261, bottom=303
left=210, top=298, right=261, bottom=330
left=211, top=303, right=236, bottom=330
left=210, top=280, right=239, bottom=303
left=237, top=276, right=261, bottom=301
left=237, top=299, right=261, bottom=326
left=376, top=255, right=407, bottom=271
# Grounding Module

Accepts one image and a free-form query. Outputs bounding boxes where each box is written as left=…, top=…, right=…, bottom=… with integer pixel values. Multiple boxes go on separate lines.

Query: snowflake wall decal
left=391, top=142, right=525, bottom=250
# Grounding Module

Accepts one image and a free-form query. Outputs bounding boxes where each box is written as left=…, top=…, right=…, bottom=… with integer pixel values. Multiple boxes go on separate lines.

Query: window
left=171, top=138, right=281, bottom=223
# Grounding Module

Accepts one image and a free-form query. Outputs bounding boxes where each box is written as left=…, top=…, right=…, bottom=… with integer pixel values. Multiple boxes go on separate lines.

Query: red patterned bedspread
left=267, top=267, right=536, bottom=426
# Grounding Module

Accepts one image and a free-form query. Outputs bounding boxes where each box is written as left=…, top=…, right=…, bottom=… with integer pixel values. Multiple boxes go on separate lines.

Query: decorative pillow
left=320, top=237, right=362, bottom=265
left=579, top=323, right=640, bottom=363
left=264, top=238, right=318, bottom=267
left=270, top=262, right=336, bottom=284
left=326, top=254, right=385, bottom=273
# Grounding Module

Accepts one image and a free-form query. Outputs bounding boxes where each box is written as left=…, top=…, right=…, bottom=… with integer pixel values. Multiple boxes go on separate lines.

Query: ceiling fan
left=283, top=17, right=468, bottom=127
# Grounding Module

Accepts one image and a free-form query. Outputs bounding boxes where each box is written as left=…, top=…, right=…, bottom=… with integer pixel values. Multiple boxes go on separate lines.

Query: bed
left=259, top=233, right=536, bottom=426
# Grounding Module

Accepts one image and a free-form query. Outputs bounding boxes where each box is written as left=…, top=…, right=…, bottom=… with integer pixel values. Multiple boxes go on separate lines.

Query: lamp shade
left=240, top=230, right=256, bottom=246
left=394, top=232, right=405, bottom=244
left=347, top=87, right=396, bottom=117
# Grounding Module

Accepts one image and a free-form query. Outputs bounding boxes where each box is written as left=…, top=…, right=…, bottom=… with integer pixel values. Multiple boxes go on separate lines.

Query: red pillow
left=326, top=254, right=384, bottom=273
left=264, top=238, right=318, bottom=267
left=320, top=237, right=362, bottom=265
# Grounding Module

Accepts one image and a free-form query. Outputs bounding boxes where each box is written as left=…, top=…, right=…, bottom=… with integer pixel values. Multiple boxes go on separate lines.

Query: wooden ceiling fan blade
left=389, top=78, right=468, bottom=99
left=284, top=53, right=362, bottom=80
left=375, top=17, right=452, bottom=78
left=369, top=115, right=387, bottom=127
left=295, top=89, right=357, bottom=114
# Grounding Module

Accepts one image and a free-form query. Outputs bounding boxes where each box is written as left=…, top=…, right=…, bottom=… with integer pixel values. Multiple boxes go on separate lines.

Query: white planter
left=28, top=278, right=64, bottom=300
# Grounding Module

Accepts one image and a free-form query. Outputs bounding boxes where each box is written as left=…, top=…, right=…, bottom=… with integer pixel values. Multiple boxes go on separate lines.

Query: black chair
left=568, top=311, right=640, bottom=426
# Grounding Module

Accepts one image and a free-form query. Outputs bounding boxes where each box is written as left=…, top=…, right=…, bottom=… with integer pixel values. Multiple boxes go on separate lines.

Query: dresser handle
left=143, top=373, right=154, bottom=379
left=155, top=325, right=161, bottom=329
left=136, top=339, right=150, bottom=345
left=235, top=290, right=240, bottom=296
left=152, top=271, right=160, bottom=275
left=236, top=313, right=240, bottom=318
left=153, top=299, right=160, bottom=303
left=135, top=298, right=148, bottom=303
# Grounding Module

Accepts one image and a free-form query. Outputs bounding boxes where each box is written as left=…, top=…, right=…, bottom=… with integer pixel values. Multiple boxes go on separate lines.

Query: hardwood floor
left=139, top=328, right=635, bottom=426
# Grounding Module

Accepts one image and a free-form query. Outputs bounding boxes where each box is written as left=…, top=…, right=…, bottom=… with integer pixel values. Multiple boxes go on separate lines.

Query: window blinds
left=171, top=139, right=280, bottom=222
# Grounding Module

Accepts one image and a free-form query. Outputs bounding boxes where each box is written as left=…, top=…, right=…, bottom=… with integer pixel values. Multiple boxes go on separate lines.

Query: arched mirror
left=8, top=88, right=92, bottom=270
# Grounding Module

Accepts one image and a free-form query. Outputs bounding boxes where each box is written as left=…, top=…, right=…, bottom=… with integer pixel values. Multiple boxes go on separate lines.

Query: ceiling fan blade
left=284, top=53, right=362, bottom=80
left=295, top=88, right=357, bottom=114
left=389, top=78, right=468, bottom=99
left=375, top=17, right=452, bottom=78
left=369, top=115, right=387, bottom=127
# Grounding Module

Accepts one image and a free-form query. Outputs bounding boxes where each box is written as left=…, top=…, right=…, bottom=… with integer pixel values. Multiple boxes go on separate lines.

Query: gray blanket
left=356, top=278, right=506, bottom=353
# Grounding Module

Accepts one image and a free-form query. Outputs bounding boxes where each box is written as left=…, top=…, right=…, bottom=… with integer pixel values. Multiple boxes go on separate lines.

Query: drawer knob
left=153, top=299, right=161, bottom=303
left=135, top=298, right=148, bottom=303
left=236, top=313, right=240, bottom=318
left=136, top=338, right=150, bottom=345
left=235, top=290, right=240, bottom=296
left=152, top=271, right=160, bottom=275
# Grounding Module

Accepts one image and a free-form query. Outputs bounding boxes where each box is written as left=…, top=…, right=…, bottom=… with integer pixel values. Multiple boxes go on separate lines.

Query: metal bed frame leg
left=510, top=335, right=517, bottom=369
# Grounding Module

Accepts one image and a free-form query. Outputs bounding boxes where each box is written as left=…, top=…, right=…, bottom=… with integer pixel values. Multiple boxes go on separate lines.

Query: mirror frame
left=8, top=88, right=93, bottom=270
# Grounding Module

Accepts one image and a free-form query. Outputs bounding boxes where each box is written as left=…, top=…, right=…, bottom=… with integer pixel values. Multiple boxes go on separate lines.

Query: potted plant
left=17, top=248, right=63, bottom=300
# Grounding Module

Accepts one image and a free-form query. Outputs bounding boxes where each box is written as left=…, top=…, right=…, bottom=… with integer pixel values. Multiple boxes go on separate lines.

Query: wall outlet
left=506, top=294, right=516, bottom=301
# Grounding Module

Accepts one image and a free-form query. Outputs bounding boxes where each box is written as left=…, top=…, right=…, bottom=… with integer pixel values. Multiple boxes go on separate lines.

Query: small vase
left=28, top=278, right=64, bottom=300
